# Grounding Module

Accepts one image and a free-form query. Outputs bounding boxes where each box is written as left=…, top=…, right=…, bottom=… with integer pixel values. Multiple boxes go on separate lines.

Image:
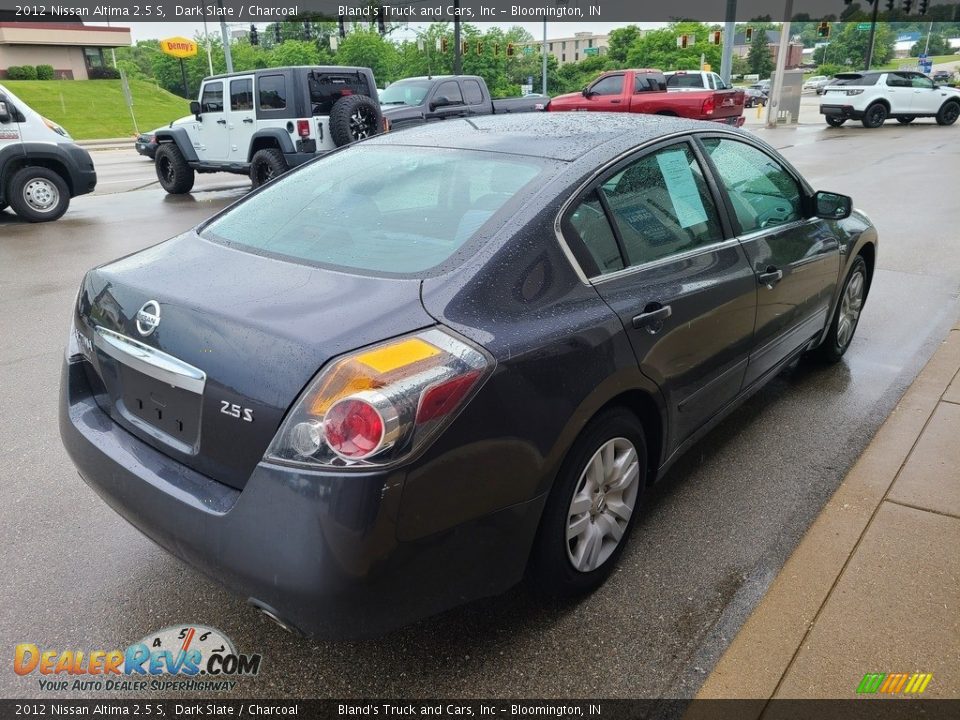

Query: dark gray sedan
left=60, top=113, right=877, bottom=638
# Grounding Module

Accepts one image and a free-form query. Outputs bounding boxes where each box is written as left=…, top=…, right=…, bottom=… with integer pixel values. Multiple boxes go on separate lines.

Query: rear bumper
left=709, top=115, right=745, bottom=127
left=820, top=104, right=863, bottom=120
left=59, top=360, right=543, bottom=638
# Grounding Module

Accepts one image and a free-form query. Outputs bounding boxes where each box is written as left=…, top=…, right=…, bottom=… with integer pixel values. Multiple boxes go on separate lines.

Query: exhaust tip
left=248, top=598, right=302, bottom=636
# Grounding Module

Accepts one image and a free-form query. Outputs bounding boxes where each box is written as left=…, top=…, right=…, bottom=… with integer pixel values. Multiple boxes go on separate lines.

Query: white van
left=0, top=83, right=97, bottom=222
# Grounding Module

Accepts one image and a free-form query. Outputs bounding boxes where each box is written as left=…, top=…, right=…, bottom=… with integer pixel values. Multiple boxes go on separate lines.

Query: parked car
left=378, top=75, right=545, bottom=132
left=803, top=75, right=830, bottom=93
left=154, top=66, right=384, bottom=194
left=931, top=69, right=952, bottom=84
left=744, top=87, right=768, bottom=108
left=135, top=116, right=193, bottom=160
left=820, top=70, right=960, bottom=127
left=0, top=83, right=96, bottom=222
left=61, top=113, right=877, bottom=638
left=548, top=69, right=746, bottom=126
left=750, top=79, right=771, bottom=92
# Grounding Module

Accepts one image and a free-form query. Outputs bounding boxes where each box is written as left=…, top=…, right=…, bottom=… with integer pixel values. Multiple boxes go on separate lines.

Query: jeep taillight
left=265, top=328, right=493, bottom=469
left=297, top=120, right=311, bottom=138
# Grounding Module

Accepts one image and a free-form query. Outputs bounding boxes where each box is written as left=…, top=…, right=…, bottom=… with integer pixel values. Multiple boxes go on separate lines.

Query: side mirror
left=814, top=190, right=852, bottom=220
left=582, top=86, right=595, bottom=97
left=429, top=97, right=452, bottom=111
left=189, top=100, right=201, bottom=118
left=0, top=100, right=10, bottom=123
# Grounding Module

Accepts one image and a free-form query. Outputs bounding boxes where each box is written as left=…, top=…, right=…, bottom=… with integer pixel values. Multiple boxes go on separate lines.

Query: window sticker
left=655, top=150, right=708, bottom=229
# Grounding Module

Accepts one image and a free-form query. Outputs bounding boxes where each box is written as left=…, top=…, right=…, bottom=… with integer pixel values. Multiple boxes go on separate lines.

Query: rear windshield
left=202, top=146, right=548, bottom=275
left=308, top=71, right=371, bottom=114
left=666, top=74, right=703, bottom=88
left=831, top=73, right=880, bottom=86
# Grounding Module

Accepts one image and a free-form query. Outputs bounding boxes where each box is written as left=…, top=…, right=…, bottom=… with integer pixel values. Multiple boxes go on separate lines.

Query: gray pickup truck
left=379, top=75, right=546, bottom=131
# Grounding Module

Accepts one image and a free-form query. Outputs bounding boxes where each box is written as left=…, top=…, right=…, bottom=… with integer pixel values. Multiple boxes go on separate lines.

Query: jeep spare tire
left=329, top=95, right=382, bottom=147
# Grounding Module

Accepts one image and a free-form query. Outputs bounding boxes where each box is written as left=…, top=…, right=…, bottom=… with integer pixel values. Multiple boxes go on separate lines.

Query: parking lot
left=1, top=120, right=958, bottom=700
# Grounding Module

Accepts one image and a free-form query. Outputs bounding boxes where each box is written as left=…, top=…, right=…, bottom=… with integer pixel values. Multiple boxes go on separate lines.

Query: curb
left=691, top=321, right=960, bottom=710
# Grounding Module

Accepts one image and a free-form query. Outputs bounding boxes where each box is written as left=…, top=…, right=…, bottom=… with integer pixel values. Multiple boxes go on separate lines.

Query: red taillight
left=417, top=370, right=482, bottom=423
left=702, top=95, right=716, bottom=115
left=323, top=397, right=385, bottom=460
left=297, top=119, right=311, bottom=138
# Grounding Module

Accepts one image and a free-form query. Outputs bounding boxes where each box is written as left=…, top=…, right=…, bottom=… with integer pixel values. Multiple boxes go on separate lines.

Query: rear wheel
left=825, top=116, right=846, bottom=127
left=530, top=408, right=647, bottom=596
left=812, top=255, right=868, bottom=363
left=936, top=101, right=960, bottom=126
left=7, top=166, right=70, bottom=222
left=154, top=144, right=195, bottom=195
left=861, top=103, right=887, bottom=128
left=249, top=148, right=287, bottom=189
left=896, top=116, right=916, bottom=124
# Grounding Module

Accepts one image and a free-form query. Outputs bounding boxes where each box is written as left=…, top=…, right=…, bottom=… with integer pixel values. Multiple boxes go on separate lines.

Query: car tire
left=329, top=94, right=383, bottom=147
left=154, top=143, right=195, bottom=195
left=7, top=166, right=70, bottom=223
left=811, top=255, right=868, bottom=363
left=935, top=100, right=960, bottom=126
left=249, top=148, right=288, bottom=189
left=861, top=103, right=887, bottom=128
left=530, top=407, right=647, bottom=596
left=826, top=116, right=846, bottom=127
left=896, top=116, right=916, bottom=124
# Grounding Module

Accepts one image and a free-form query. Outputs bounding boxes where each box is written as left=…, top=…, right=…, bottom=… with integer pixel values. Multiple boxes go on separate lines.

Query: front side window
left=378, top=80, right=431, bottom=107
left=258, top=74, right=286, bottom=110
left=702, top=137, right=803, bottom=234
left=596, top=143, right=723, bottom=267
left=202, top=147, right=547, bottom=275
left=909, top=73, right=934, bottom=89
left=200, top=82, right=224, bottom=113
left=434, top=81, right=463, bottom=105
left=591, top=75, right=624, bottom=96
left=230, top=78, right=253, bottom=111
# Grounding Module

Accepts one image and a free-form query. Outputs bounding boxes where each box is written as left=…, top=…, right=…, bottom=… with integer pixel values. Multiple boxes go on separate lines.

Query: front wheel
left=154, top=144, right=195, bottom=194
left=7, top=166, right=70, bottom=222
left=826, top=116, right=846, bottom=127
left=936, top=101, right=960, bottom=126
left=896, top=116, right=916, bottom=124
left=861, top=103, right=887, bottom=128
left=530, top=408, right=647, bottom=596
left=811, top=255, right=868, bottom=363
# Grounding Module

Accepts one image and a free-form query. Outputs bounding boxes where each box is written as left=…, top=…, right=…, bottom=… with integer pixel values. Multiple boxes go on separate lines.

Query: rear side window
left=635, top=74, right=665, bottom=92
left=200, top=82, right=223, bottom=113
left=702, top=137, right=802, bottom=234
left=597, top=143, right=723, bottom=267
left=230, top=78, right=253, bottom=111
left=202, top=146, right=548, bottom=275
left=462, top=79, right=484, bottom=104
left=258, top=74, right=286, bottom=110
left=308, top=72, right=371, bottom=114
left=569, top=191, right=624, bottom=274
left=886, top=73, right=911, bottom=88
left=591, top=75, right=624, bottom=96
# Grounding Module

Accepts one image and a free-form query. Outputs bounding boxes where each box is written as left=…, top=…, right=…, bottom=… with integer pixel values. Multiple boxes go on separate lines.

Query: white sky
left=125, top=20, right=667, bottom=43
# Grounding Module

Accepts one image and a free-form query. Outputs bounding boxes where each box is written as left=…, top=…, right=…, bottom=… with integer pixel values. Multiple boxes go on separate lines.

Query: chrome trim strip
left=94, top=327, right=206, bottom=394
left=590, top=237, right=743, bottom=285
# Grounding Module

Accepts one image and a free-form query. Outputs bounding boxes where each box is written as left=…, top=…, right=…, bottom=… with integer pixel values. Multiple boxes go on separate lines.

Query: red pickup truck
left=548, top=69, right=746, bottom=126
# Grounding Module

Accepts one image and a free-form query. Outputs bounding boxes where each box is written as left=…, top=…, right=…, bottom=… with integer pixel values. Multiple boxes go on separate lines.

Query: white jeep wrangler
left=154, top=66, right=383, bottom=194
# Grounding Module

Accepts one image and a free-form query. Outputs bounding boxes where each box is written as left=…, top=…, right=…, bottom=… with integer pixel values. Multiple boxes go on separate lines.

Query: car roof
left=366, top=112, right=717, bottom=162
left=202, top=66, right=370, bottom=81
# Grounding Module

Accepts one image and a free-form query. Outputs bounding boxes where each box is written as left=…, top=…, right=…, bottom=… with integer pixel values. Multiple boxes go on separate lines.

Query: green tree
left=626, top=22, right=723, bottom=72
left=748, top=28, right=775, bottom=78
left=607, top=25, right=642, bottom=63
left=336, top=29, right=399, bottom=83
left=828, top=22, right=895, bottom=68
left=269, top=40, right=322, bottom=67
left=910, top=34, right=950, bottom=57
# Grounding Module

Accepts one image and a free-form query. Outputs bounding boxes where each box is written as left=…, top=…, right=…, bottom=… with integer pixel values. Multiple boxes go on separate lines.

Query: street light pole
left=453, top=0, right=462, bottom=75
left=864, top=0, right=880, bottom=71
left=765, top=0, right=793, bottom=129
left=542, top=20, right=548, bottom=95
left=720, top=0, right=736, bottom=85
left=218, top=0, right=233, bottom=74
left=202, top=17, right=214, bottom=75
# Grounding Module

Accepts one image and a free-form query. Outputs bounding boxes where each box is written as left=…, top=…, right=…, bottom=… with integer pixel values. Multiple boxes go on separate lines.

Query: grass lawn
left=0, top=79, right=189, bottom=140
left=876, top=54, right=959, bottom=70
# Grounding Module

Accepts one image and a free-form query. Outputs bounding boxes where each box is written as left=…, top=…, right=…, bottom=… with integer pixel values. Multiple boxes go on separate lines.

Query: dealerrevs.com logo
left=14, top=625, right=262, bottom=693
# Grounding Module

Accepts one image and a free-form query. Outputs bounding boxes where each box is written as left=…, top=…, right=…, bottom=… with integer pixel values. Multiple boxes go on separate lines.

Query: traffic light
left=441, top=36, right=449, bottom=53
left=902, top=0, right=913, bottom=12
left=677, top=34, right=690, bottom=49
left=885, top=0, right=895, bottom=10
left=476, top=41, right=484, bottom=55
left=711, top=30, right=722, bottom=45
left=249, top=24, right=258, bottom=46
left=506, top=43, right=515, bottom=57
left=461, top=40, right=468, bottom=56
left=493, top=42, right=500, bottom=57
left=302, top=21, right=312, bottom=40
left=817, top=22, right=830, bottom=39
left=919, top=0, right=929, bottom=14
left=274, top=23, right=282, bottom=44
left=377, top=15, right=385, bottom=35
left=745, top=27, right=753, bottom=43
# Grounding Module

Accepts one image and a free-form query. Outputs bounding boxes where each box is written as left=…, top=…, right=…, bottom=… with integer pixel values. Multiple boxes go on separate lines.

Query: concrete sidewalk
left=694, top=319, right=960, bottom=707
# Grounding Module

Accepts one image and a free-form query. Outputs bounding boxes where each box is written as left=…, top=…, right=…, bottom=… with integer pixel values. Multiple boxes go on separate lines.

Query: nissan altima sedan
left=60, top=113, right=877, bottom=638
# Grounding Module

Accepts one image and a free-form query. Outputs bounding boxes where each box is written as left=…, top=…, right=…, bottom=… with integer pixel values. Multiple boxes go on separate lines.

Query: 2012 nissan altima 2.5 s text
left=59, top=113, right=877, bottom=638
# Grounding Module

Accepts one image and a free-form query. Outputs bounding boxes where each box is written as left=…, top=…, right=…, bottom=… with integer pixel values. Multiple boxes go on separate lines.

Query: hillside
left=0, top=79, right=190, bottom=140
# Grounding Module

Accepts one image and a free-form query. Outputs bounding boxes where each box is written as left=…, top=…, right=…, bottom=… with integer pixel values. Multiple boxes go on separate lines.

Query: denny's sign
left=159, top=37, right=198, bottom=59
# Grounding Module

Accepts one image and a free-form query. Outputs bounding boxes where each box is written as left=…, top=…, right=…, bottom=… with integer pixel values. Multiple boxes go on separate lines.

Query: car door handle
left=758, top=267, right=783, bottom=288
left=610, top=99, right=621, bottom=104
left=632, top=303, right=672, bottom=332
left=217, top=119, right=227, bottom=125
left=243, top=118, right=254, bottom=124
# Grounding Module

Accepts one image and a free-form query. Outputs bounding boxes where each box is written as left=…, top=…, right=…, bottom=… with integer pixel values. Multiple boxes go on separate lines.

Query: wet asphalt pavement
left=1, top=122, right=959, bottom=701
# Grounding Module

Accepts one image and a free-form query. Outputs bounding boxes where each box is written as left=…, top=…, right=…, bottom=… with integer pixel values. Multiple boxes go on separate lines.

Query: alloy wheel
left=566, top=437, right=640, bottom=573
left=837, top=269, right=865, bottom=349
left=22, top=178, right=60, bottom=213
left=349, top=108, right=377, bottom=139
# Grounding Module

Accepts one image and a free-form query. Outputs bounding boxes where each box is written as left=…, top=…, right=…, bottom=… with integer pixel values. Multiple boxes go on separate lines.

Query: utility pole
left=453, top=0, right=462, bottom=74
left=923, top=20, right=934, bottom=55
left=766, top=0, right=793, bottom=128
left=218, top=0, right=233, bottom=74
left=864, top=0, right=880, bottom=70
left=720, top=0, right=736, bottom=85
left=202, top=17, right=214, bottom=75
left=542, top=20, right=548, bottom=95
